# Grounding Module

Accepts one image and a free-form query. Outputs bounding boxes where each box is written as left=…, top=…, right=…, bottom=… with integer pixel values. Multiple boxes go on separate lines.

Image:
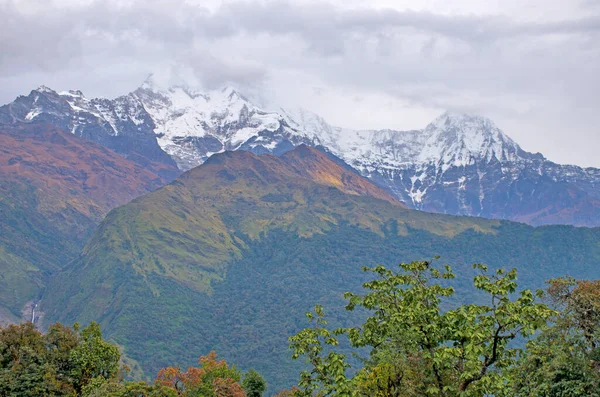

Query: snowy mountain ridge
left=6, top=80, right=524, bottom=174
left=129, top=77, right=528, bottom=174
left=2, top=81, right=600, bottom=226
left=132, top=81, right=319, bottom=169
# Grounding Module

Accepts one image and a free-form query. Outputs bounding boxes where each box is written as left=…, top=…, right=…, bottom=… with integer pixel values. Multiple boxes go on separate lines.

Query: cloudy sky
left=1, top=0, right=599, bottom=166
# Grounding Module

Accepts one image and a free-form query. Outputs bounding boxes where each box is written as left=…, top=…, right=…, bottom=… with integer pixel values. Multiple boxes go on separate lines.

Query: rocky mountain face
left=334, top=113, right=600, bottom=227
left=0, top=86, right=180, bottom=181
left=3, top=79, right=600, bottom=226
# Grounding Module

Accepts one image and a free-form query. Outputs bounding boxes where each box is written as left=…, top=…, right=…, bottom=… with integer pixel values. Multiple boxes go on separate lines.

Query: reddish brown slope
left=0, top=122, right=172, bottom=323
left=0, top=123, right=169, bottom=223
left=281, top=145, right=405, bottom=207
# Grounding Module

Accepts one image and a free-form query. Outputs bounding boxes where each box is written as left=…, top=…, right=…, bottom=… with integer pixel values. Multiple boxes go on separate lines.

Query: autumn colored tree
left=511, top=277, right=600, bottom=396
left=156, top=351, right=246, bottom=397
left=547, top=277, right=600, bottom=348
left=290, top=260, right=554, bottom=396
left=274, top=386, right=300, bottom=397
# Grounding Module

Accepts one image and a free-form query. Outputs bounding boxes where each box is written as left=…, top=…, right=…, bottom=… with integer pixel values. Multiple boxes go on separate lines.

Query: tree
left=242, top=369, right=267, bottom=397
left=44, top=322, right=80, bottom=394
left=0, top=322, right=55, bottom=396
left=0, top=321, right=121, bottom=396
left=69, top=322, right=121, bottom=393
left=274, top=386, right=300, bottom=397
left=511, top=277, right=600, bottom=396
left=290, top=260, right=554, bottom=396
left=546, top=277, right=600, bottom=349
left=82, top=377, right=178, bottom=397
left=289, top=305, right=353, bottom=397
left=156, top=351, right=246, bottom=397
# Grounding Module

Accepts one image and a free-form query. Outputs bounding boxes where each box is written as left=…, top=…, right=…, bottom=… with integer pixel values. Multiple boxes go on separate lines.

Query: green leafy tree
left=82, top=377, right=178, bottom=397
left=289, top=305, right=353, bottom=397
left=69, top=322, right=121, bottom=393
left=242, top=369, right=267, bottom=397
left=44, top=322, right=80, bottom=393
left=0, top=321, right=121, bottom=395
left=511, top=277, right=600, bottom=396
left=0, top=322, right=55, bottom=396
left=290, top=260, right=554, bottom=396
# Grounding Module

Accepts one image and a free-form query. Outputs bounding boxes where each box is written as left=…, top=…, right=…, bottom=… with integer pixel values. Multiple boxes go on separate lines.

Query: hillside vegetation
left=0, top=123, right=169, bottom=324
left=41, top=146, right=600, bottom=391
left=4, top=263, right=599, bottom=396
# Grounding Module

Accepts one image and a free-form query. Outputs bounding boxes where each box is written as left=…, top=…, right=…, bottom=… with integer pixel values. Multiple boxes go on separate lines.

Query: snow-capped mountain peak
left=3, top=82, right=600, bottom=226
left=35, top=85, right=57, bottom=95
left=126, top=81, right=322, bottom=169
left=419, top=111, right=522, bottom=168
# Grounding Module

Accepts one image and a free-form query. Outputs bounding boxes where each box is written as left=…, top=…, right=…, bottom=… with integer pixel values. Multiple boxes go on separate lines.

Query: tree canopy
left=288, top=260, right=594, bottom=396
left=0, top=321, right=121, bottom=396
left=0, top=260, right=598, bottom=396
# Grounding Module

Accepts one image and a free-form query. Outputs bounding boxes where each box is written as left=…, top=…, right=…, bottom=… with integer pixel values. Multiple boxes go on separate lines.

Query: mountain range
left=2, top=78, right=600, bottom=390
left=2, top=78, right=600, bottom=227
left=40, top=145, right=600, bottom=391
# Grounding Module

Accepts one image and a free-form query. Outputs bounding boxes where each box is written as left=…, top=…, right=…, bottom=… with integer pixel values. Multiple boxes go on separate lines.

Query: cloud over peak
left=1, top=0, right=599, bottom=166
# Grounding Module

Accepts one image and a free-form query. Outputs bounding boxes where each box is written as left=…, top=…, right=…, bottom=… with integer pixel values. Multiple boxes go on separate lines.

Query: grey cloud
left=185, top=52, right=268, bottom=90
left=210, top=2, right=600, bottom=50
left=0, top=0, right=598, bottom=165
left=3, top=0, right=597, bottom=76
left=0, top=1, right=84, bottom=74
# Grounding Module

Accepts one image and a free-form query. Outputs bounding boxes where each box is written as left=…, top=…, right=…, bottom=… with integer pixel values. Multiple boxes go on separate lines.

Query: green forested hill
left=0, top=123, right=169, bottom=324
left=42, top=146, right=600, bottom=392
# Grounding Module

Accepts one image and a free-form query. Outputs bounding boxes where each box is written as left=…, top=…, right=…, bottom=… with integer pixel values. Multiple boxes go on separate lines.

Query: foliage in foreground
left=511, top=277, right=600, bottom=396
left=289, top=261, right=600, bottom=396
left=0, top=321, right=120, bottom=396
left=0, top=322, right=264, bottom=397
left=1, top=260, right=599, bottom=396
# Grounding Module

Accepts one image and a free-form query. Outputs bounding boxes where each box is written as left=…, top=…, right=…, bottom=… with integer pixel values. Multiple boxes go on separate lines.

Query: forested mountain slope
left=0, top=122, right=169, bottom=324
left=42, top=146, right=600, bottom=391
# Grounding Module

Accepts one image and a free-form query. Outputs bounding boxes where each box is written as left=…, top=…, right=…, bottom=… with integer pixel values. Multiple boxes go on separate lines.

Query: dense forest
left=3, top=260, right=598, bottom=396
